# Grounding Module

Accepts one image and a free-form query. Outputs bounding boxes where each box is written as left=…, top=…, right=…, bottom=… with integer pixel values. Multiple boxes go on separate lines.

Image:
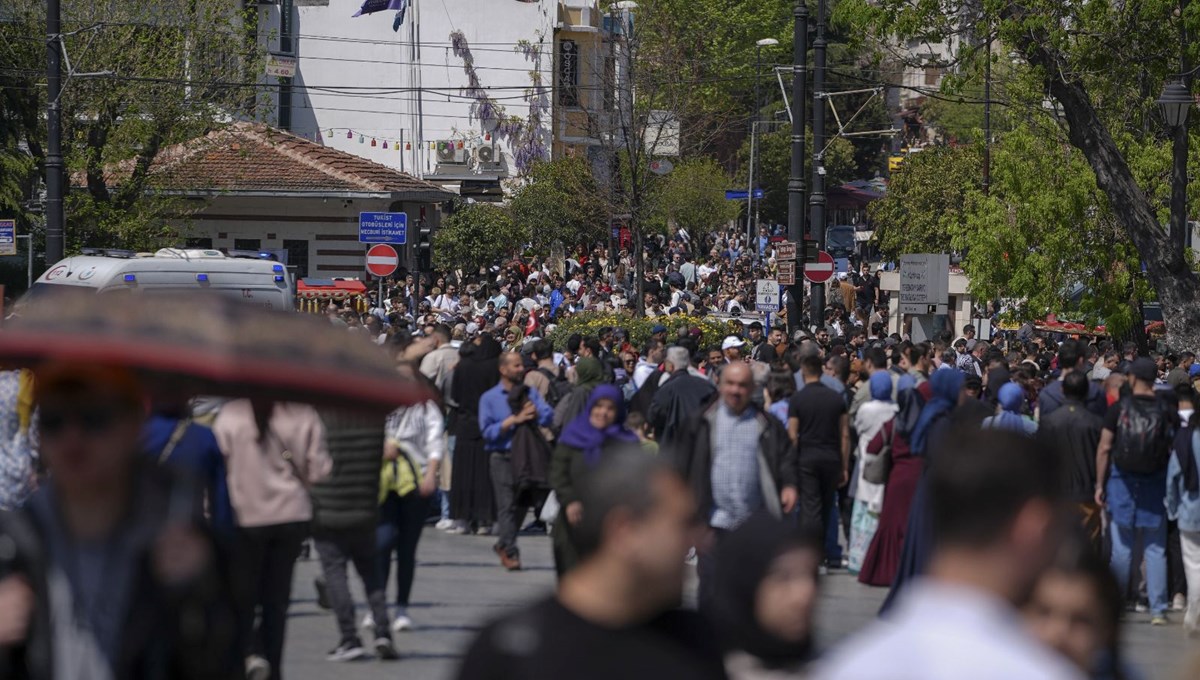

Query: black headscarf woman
left=710, top=513, right=822, bottom=677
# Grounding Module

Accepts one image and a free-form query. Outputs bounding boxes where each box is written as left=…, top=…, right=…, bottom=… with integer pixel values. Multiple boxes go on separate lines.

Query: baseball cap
left=837, top=272, right=848, bottom=280
left=721, top=335, right=747, bottom=351
left=651, top=324, right=667, bottom=334
left=1190, top=364, right=1200, bottom=378
left=1130, top=357, right=1157, bottom=383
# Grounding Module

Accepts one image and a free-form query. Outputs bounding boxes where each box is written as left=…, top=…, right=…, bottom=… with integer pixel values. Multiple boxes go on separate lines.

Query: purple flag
left=353, top=0, right=402, bottom=17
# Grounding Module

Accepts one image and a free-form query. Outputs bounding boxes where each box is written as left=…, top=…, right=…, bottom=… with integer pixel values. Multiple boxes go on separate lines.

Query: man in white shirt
left=633, top=340, right=665, bottom=390
left=815, top=429, right=1084, bottom=680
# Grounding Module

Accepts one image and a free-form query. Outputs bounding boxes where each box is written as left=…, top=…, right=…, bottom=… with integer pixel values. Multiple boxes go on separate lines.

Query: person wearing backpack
left=524, top=340, right=572, bottom=411
left=1095, top=357, right=1178, bottom=624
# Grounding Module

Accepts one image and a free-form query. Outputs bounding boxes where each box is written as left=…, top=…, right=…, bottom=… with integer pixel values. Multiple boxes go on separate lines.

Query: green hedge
left=545, top=312, right=741, bottom=352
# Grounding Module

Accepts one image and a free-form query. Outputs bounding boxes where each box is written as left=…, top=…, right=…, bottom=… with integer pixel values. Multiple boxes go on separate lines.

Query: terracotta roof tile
left=87, top=122, right=453, bottom=198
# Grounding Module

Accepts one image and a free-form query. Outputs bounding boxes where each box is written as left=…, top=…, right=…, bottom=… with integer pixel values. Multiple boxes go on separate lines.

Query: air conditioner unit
left=437, top=140, right=465, bottom=164
left=475, top=143, right=497, bottom=165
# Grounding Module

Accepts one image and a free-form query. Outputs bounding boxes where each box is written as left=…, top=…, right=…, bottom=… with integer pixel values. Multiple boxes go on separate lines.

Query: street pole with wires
left=45, top=0, right=64, bottom=265
left=809, top=0, right=827, bottom=329
left=750, top=38, right=779, bottom=251
left=787, top=1, right=808, bottom=334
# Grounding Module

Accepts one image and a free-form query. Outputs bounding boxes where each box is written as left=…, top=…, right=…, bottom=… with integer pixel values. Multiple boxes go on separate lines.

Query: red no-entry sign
left=804, top=250, right=835, bottom=284
left=366, top=243, right=399, bottom=278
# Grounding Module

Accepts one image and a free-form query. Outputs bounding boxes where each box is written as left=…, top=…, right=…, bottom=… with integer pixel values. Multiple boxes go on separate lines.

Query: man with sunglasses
left=0, top=363, right=239, bottom=678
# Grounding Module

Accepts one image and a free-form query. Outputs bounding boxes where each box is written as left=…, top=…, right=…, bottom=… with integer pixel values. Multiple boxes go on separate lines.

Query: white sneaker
left=392, top=615, right=413, bottom=632
left=435, top=518, right=455, bottom=531
left=445, top=522, right=469, bottom=535
left=245, top=655, right=271, bottom=680
left=360, top=613, right=375, bottom=630
left=1173, top=593, right=1187, bottom=611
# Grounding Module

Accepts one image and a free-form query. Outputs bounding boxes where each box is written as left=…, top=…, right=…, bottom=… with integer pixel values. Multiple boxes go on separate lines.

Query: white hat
left=837, top=272, right=848, bottom=280
left=721, top=335, right=747, bottom=351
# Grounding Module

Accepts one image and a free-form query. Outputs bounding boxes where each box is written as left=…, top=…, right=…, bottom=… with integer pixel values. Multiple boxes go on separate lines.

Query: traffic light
left=803, top=238, right=819, bottom=264
left=417, top=222, right=433, bottom=272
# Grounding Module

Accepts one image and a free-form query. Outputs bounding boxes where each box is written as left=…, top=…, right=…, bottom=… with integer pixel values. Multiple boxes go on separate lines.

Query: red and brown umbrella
left=0, top=290, right=429, bottom=411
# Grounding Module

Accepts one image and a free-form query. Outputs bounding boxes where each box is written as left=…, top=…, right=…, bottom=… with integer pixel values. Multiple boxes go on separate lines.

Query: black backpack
left=536, top=367, right=573, bottom=408
left=1111, top=396, right=1175, bottom=474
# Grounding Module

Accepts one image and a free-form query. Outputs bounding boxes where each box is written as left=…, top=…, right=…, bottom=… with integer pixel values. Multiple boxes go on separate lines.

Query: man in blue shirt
left=480, top=351, right=554, bottom=571
left=1096, top=357, right=1175, bottom=624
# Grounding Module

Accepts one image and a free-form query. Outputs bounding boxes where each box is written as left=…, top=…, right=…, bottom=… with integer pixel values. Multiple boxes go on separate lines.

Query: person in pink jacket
left=214, top=399, right=332, bottom=680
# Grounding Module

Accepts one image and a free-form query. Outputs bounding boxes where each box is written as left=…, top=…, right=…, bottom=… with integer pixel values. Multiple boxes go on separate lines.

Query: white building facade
left=257, top=0, right=564, bottom=197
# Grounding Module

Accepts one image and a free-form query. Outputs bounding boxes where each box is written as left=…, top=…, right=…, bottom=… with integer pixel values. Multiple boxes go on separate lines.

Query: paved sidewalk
left=281, top=529, right=1196, bottom=680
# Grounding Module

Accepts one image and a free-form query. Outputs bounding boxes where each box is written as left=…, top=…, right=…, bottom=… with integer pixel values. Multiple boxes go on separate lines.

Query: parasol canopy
left=0, top=290, right=430, bottom=411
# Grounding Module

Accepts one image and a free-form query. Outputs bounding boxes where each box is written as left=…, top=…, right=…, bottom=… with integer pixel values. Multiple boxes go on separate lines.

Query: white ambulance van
left=26, top=248, right=293, bottom=310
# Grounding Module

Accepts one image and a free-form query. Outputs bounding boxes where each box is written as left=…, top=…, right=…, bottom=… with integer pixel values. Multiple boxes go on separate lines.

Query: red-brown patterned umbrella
left=0, top=290, right=428, bottom=411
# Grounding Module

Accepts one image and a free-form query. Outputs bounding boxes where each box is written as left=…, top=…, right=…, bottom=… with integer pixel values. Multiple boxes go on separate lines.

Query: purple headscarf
left=558, top=383, right=638, bottom=466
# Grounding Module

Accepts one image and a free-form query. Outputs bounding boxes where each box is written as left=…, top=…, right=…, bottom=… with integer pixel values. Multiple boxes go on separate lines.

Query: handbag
left=539, top=490, right=560, bottom=524
left=862, top=421, right=894, bottom=485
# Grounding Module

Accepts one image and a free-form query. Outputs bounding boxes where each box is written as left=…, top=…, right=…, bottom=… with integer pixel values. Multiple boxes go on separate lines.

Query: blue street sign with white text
left=0, top=219, right=15, bottom=256
left=725, top=189, right=765, bottom=200
left=359, top=212, right=408, bottom=244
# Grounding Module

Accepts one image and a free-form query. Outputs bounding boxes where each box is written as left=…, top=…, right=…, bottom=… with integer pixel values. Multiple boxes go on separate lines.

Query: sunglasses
left=39, top=404, right=123, bottom=437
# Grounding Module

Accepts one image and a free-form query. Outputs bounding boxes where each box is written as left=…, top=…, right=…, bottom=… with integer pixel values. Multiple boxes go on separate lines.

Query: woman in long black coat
left=449, top=335, right=501, bottom=532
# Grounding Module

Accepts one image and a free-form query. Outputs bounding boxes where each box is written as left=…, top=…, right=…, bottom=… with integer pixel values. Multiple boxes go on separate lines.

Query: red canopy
left=296, top=278, right=368, bottom=300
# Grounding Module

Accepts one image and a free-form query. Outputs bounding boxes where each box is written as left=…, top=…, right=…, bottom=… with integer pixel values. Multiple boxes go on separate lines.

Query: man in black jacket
left=1037, top=371, right=1104, bottom=549
left=648, top=346, right=716, bottom=458
left=674, top=362, right=798, bottom=609
left=310, top=410, right=398, bottom=662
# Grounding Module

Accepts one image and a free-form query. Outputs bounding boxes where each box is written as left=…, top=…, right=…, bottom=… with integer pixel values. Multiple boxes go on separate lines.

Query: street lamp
left=1158, top=80, right=1192, bottom=127
left=1159, top=79, right=1193, bottom=254
left=748, top=38, right=779, bottom=247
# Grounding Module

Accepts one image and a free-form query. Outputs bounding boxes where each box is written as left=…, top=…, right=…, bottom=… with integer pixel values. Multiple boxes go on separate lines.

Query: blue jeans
left=1110, top=518, right=1169, bottom=615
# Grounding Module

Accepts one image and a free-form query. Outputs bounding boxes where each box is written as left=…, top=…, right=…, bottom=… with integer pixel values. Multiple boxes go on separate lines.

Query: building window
left=559, top=40, right=579, bottom=107
left=924, top=66, right=941, bottom=86
left=284, top=239, right=309, bottom=279
left=234, top=238, right=261, bottom=252
left=185, top=237, right=213, bottom=249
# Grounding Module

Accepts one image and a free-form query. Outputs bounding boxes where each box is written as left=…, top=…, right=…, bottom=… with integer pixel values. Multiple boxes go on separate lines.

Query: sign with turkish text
left=0, top=220, right=15, bottom=256
left=777, top=261, right=796, bottom=286
left=359, top=212, right=408, bottom=244
left=756, top=279, right=780, bottom=311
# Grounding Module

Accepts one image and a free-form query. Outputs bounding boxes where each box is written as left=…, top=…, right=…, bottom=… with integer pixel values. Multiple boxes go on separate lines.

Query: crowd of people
left=1, top=238, right=1199, bottom=680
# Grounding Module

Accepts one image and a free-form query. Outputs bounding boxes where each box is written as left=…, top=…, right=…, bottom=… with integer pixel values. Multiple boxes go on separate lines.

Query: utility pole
left=1174, top=0, right=1192, bottom=254
left=45, top=0, right=64, bottom=265
left=787, top=1, right=808, bottom=334
left=808, top=0, right=827, bottom=329
left=607, top=7, right=618, bottom=276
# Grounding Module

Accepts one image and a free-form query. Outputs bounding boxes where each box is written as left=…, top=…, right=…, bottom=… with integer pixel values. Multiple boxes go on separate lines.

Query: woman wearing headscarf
left=548, top=384, right=639, bottom=577
left=847, top=372, right=897, bottom=575
left=448, top=335, right=502, bottom=534
left=983, top=382, right=1038, bottom=436
left=502, top=324, right=525, bottom=351
left=858, top=374, right=923, bottom=587
left=551, top=356, right=606, bottom=436
left=710, top=513, right=822, bottom=680
left=879, top=369, right=965, bottom=611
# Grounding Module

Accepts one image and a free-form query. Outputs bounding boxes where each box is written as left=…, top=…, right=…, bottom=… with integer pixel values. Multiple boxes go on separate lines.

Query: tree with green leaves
left=433, top=203, right=528, bottom=275
left=646, top=157, right=739, bottom=238
left=839, top=0, right=1200, bottom=350
left=870, top=144, right=979, bottom=257
left=508, top=157, right=607, bottom=252
left=0, top=0, right=264, bottom=253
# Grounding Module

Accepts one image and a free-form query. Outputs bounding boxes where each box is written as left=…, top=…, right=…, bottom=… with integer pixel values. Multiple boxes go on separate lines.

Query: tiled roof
left=90, top=122, right=453, bottom=198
